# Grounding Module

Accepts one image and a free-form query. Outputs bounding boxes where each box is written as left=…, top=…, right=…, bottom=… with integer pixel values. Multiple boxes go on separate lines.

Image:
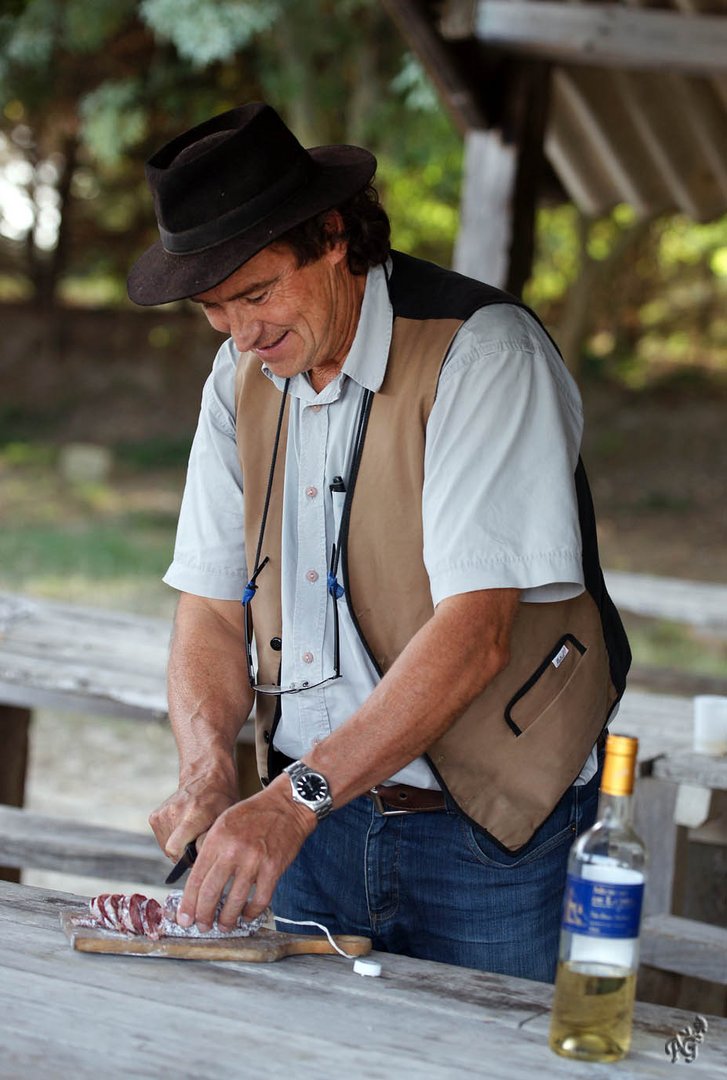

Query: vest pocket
left=505, top=634, right=587, bottom=736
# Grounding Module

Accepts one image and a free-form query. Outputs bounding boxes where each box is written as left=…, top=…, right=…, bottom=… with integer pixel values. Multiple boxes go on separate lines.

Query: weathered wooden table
left=2, top=881, right=726, bottom=1079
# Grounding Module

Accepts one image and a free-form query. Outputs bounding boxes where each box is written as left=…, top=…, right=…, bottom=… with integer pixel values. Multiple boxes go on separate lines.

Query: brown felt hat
left=127, top=102, right=376, bottom=306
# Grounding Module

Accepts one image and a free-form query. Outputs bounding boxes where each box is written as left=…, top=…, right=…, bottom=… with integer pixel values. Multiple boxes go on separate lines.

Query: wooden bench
left=604, top=570, right=727, bottom=633
left=641, top=914, right=727, bottom=987
left=0, top=804, right=168, bottom=885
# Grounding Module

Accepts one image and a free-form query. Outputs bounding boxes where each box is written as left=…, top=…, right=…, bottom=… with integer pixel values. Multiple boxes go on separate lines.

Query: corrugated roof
left=546, top=0, right=727, bottom=220
left=386, top=0, right=727, bottom=221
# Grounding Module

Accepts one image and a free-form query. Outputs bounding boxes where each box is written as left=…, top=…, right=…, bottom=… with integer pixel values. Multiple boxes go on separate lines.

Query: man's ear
left=323, top=210, right=347, bottom=263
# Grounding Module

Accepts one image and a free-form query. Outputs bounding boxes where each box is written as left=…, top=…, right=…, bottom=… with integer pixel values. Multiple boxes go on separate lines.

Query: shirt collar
left=261, top=259, right=393, bottom=399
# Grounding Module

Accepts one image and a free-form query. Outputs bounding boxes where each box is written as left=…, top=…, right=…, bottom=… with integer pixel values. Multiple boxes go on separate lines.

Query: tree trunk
left=555, top=212, right=594, bottom=375
left=345, top=7, right=383, bottom=145
left=273, top=19, right=318, bottom=145
left=557, top=212, right=655, bottom=376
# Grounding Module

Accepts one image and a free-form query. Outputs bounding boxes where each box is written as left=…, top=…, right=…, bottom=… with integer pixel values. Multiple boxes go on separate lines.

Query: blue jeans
left=273, top=765, right=601, bottom=982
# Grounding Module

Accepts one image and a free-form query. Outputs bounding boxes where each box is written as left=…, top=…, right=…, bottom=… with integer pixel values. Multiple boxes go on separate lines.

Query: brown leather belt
left=367, top=783, right=446, bottom=815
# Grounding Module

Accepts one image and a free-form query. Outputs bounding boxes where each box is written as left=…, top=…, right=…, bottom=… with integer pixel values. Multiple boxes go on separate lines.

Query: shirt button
left=310, top=404, right=322, bottom=413
left=302, top=651, right=314, bottom=664
left=305, top=485, right=318, bottom=498
left=305, top=569, right=319, bottom=583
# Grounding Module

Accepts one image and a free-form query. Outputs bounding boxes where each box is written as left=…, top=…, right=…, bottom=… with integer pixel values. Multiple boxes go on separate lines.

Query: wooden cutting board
left=60, top=910, right=372, bottom=963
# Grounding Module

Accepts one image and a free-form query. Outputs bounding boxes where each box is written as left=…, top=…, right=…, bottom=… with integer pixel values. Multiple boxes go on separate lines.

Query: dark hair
left=277, top=182, right=391, bottom=275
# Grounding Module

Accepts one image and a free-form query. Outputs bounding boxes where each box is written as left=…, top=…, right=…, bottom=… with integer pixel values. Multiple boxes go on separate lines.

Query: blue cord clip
left=327, top=572, right=344, bottom=599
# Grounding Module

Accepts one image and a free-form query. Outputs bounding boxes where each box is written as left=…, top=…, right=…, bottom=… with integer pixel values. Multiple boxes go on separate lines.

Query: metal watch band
left=283, top=760, right=333, bottom=822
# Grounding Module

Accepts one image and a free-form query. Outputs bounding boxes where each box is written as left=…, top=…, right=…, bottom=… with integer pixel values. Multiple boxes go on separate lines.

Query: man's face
left=191, top=238, right=361, bottom=381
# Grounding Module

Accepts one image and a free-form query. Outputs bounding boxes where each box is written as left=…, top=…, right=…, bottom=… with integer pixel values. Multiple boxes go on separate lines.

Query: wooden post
left=453, top=61, right=551, bottom=295
left=0, top=705, right=31, bottom=882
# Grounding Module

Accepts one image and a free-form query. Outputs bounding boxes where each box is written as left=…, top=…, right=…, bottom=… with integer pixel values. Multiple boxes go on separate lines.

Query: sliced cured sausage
left=79, top=891, right=270, bottom=940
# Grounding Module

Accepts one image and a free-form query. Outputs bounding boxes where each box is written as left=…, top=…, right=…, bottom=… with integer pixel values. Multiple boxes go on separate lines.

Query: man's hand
left=149, top=764, right=239, bottom=863
left=175, top=777, right=316, bottom=932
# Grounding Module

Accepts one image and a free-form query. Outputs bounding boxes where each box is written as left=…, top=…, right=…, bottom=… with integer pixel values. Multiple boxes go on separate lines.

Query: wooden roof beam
left=670, top=0, right=727, bottom=113
left=442, top=0, right=727, bottom=76
left=380, top=0, right=488, bottom=132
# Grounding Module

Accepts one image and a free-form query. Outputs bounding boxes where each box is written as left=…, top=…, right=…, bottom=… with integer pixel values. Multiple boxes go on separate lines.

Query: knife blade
left=164, top=839, right=198, bottom=886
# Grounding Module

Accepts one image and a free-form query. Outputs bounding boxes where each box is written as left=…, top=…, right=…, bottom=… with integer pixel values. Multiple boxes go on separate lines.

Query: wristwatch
left=283, top=761, right=333, bottom=822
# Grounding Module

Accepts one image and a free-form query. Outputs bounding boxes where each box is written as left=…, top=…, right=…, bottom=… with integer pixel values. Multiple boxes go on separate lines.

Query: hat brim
left=127, top=145, right=376, bottom=306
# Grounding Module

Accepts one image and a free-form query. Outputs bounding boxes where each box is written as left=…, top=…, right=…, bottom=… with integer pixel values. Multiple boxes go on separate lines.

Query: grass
left=0, top=442, right=183, bottom=615
left=0, top=521, right=172, bottom=578
left=624, top=616, right=727, bottom=680
left=0, top=519, right=178, bottom=615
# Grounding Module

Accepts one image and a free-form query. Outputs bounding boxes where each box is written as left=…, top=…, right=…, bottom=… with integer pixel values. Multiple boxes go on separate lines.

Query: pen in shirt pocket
left=329, top=475, right=346, bottom=493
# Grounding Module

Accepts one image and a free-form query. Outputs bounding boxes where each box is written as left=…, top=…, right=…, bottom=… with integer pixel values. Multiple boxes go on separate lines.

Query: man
left=128, top=102, right=630, bottom=982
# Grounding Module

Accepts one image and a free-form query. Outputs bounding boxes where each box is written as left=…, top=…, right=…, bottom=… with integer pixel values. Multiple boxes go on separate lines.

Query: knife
left=164, top=839, right=198, bottom=886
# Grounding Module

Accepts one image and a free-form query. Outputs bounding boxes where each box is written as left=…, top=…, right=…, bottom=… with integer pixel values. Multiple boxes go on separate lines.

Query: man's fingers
left=166, top=820, right=212, bottom=862
left=165, top=822, right=198, bottom=862
left=178, top=853, right=231, bottom=931
left=217, top=874, right=253, bottom=932
left=242, top=872, right=275, bottom=921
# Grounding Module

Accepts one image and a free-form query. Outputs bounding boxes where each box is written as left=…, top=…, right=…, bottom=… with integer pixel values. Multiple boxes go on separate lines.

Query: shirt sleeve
left=163, top=339, right=249, bottom=601
left=423, top=303, right=585, bottom=607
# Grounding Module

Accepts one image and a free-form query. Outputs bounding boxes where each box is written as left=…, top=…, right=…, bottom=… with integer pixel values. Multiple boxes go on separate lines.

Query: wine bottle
left=549, top=733, right=647, bottom=1062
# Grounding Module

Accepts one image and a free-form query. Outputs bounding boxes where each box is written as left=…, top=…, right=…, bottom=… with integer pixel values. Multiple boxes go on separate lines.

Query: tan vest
left=234, top=260, right=624, bottom=850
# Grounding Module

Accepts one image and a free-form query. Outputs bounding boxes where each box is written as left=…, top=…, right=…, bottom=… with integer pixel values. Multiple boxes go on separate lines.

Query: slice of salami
left=129, top=893, right=145, bottom=935
left=109, top=894, right=126, bottom=931
left=99, top=893, right=120, bottom=930
left=144, top=898, right=163, bottom=941
left=118, top=895, right=135, bottom=933
left=89, top=894, right=105, bottom=922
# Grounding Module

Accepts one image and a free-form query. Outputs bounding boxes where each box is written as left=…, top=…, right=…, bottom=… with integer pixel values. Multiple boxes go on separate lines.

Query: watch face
left=295, top=773, right=327, bottom=803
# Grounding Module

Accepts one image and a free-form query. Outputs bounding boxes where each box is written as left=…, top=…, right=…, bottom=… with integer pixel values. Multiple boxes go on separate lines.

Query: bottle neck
left=597, top=790, right=634, bottom=827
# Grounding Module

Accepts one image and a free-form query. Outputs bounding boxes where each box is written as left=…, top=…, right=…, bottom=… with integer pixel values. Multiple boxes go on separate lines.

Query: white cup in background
left=693, top=696, right=727, bottom=756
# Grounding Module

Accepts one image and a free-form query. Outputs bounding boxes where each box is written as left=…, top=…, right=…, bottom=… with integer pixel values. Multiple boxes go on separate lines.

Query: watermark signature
left=665, top=1015, right=709, bottom=1063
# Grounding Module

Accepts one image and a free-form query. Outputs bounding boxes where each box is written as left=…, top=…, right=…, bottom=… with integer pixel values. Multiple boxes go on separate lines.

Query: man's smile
left=253, top=330, right=290, bottom=357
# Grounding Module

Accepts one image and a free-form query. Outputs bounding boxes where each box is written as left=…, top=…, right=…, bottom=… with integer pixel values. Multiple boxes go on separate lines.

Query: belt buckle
left=369, top=787, right=410, bottom=816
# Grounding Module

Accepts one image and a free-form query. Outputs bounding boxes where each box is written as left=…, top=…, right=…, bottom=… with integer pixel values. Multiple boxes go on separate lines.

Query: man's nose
left=227, top=308, right=260, bottom=353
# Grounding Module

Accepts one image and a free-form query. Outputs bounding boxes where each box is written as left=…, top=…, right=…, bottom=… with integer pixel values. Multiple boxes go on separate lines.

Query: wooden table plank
left=0, top=591, right=170, bottom=720
left=612, top=689, right=694, bottom=763
left=651, top=752, right=727, bottom=791
left=0, top=590, right=255, bottom=743
left=1, top=883, right=726, bottom=1077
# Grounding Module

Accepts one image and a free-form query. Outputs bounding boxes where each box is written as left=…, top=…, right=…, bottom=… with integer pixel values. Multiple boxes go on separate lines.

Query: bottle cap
left=353, top=957, right=382, bottom=977
left=601, top=733, right=639, bottom=796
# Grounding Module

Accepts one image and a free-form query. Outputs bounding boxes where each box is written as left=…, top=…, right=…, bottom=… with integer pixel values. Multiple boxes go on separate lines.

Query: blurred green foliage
left=115, top=436, right=193, bottom=469
left=0, top=0, right=463, bottom=303
left=527, top=204, right=727, bottom=383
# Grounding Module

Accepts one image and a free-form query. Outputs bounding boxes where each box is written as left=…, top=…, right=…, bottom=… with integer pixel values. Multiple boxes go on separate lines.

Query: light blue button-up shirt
left=165, top=261, right=595, bottom=788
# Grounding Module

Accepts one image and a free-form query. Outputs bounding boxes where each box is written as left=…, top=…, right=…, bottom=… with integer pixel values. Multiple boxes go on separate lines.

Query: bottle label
left=562, top=874, right=644, bottom=939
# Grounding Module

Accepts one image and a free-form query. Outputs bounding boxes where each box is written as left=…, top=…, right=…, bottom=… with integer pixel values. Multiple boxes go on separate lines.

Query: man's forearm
left=299, top=587, right=520, bottom=808
left=167, top=592, right=254, bottom=782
